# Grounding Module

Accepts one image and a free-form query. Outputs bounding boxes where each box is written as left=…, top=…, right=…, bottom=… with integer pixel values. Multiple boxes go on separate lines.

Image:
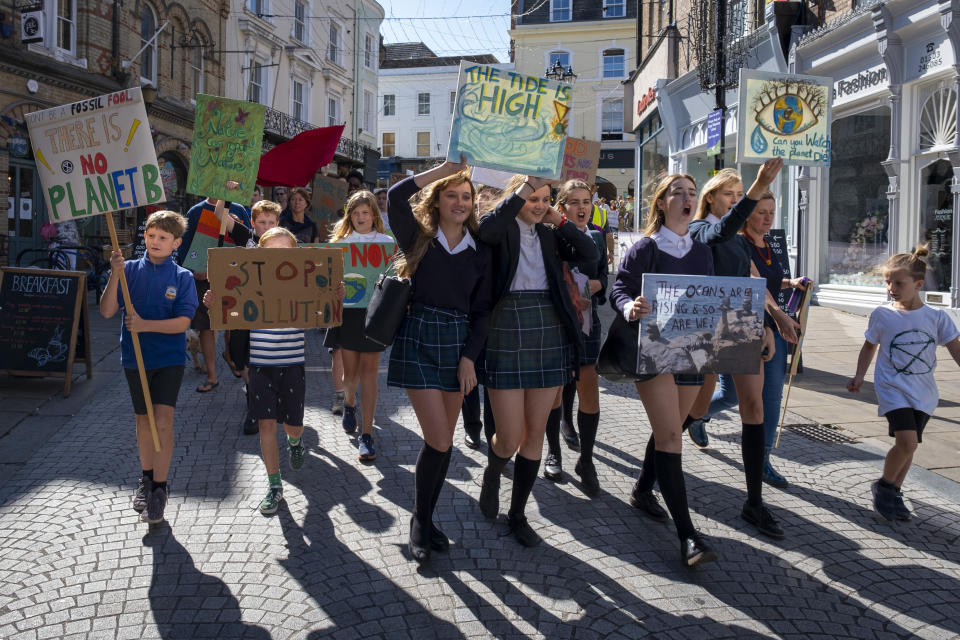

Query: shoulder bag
left=364, top=258, right=411, bottom=347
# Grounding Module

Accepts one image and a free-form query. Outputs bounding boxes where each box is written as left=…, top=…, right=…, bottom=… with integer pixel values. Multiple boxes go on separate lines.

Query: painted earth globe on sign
left=773, top=95, right=804, bottom=134
left=343, top=273, right=367, bottom=305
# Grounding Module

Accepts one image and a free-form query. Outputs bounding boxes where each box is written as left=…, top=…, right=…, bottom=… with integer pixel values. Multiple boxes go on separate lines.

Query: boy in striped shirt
left=204, top=227, right=343, bottom=514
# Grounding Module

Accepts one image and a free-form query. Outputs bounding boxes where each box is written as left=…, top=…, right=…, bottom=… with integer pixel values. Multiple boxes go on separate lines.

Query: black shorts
left=322, top=308, right=385, bottom=353
left=124, top=366, right=185, bottom=415
left=249, top=364, right=306, bottom=425
left=885, top=408, right=931, bottom=443
left=190, top=279, right=211, bottom=331
left=635, top=373, right=705, bottom=386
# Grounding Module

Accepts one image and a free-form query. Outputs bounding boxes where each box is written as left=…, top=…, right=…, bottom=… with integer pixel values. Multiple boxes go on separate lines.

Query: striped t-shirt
left=249, top=328, right=305, bottom=366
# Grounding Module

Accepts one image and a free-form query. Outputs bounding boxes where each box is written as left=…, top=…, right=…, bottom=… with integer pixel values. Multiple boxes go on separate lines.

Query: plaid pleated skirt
left=484, top=291, right=574, bottom=390
left=387, top=303, right=468, bottom=391
left=581, top=303, right=602, bottom=366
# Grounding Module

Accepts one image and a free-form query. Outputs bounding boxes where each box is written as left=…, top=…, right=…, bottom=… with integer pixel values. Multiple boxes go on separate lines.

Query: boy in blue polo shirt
left=101, top=210, right=199, bottom=525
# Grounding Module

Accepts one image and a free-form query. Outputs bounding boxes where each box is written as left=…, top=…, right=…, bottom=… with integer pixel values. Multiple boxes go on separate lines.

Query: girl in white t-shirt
left=324, top=191, right=395, bottom=461
left=848, top=246, right=960, bottom=522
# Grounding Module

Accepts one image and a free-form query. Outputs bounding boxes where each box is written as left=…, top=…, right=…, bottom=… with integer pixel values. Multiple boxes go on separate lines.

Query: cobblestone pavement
left=2, top=326, right=960, bottom=639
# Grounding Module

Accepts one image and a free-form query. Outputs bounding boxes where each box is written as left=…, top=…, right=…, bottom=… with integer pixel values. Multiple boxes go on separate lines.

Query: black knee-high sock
left=577, top=410, right=600, bottom=462
left=508, top=455, right=541, bottom=518
left=485, top=446, right=510, bottom=479
left=561, top=381, right=576, bottom=427
left=430, top=447, right=453, bottom=514
left=482, top=388, right=496, bottom=444
left=654, top=450, right=695, bottom=540
left=633, top=435, right=657, bottom=494
left=413, top=443, right=447, bottom=542
left=742, top=423, right=765, bottom=507
left=544, top=407, right=562, bottom=459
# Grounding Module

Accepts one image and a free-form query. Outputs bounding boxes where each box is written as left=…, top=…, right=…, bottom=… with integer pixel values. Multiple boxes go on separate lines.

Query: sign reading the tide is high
left=448, top=62, right=573, bottom=179
left=737, top=70, right=833, bottom=167
left=25, top=88, right=164, bottom=221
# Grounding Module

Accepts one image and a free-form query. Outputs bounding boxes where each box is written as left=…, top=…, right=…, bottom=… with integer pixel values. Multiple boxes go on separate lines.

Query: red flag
left=257, top=125, right=345, bottom=187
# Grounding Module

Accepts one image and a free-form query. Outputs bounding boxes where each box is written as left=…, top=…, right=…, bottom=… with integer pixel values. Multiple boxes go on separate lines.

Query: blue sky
left=377, top=0, right=512, bottom=62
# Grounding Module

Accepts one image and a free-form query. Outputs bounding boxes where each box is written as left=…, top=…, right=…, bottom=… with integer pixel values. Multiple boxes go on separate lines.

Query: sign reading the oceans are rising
left=187, top=95, right=266, bottom=203
left=303, top=242, right=397, bottom=308
left=448, top=62, right=572, bottom=178
left=638, top=274, right=766, bottom=375
left=737, top=70, right=833, bottom=166
left=24, top=88, right=164, bottom=222
left=207, top=247, right=344, bottom=330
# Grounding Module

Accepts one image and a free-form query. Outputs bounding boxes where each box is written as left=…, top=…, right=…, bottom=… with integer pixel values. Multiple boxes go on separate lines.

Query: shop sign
left=910, top=40, right=952, bottom=80
left=833, top=65, right=886, bottom=105
left=9, top=131, right=29, bottom=157
left=637, top=87, right=656, bottom=116
left=598, top=149, right=633, bottom=169
left=20, top=5, right=43, bottom=45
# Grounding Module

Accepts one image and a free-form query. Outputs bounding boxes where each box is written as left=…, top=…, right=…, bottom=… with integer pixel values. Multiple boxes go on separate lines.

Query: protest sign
left=187, top=95, right=266, bottom=202
left=181, top=205, right=239, bottom=272
left=313, top=174, right=348, bottom=221
left=448, top=62, right=573, bottom=178
left=208, top=247, right=344, bottom=330
left=560, top=137, right=601, bottom=184
left=303, top=241, right=398, bottom=308
left=706, top=109, right=722, bottom=157
left=470, top=167, right=513, bottom=190
left=737, top=70, right=832, bottom=166
left=638, top=274, right=765, bottom=375
left=24, top=88, right=164, bottom=222
left=767, top=229, right=793, bottom=312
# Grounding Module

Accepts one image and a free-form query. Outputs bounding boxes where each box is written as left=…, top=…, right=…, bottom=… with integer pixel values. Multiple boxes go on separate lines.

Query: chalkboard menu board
left=0, top=267, right=92, bottom=396
left=767, top=229, right=792, bottom=312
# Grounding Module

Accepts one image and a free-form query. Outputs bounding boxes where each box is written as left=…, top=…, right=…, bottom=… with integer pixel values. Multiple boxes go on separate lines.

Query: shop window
left=825, top=106, right=891, bottom=287
left=918, top=86, right=957, bottom=152
left=919, top=159, right=953, bottom=293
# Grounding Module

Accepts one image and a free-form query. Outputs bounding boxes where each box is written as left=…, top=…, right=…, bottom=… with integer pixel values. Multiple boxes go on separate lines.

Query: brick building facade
left=0, top=0, right=226, bottom=265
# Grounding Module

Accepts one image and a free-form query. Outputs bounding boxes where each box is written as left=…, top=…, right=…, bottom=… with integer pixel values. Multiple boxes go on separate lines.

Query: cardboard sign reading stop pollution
left=302, top=242, right=397, bottom=308
left=207, top=247, right=344, bottom=330
left=638, top=274, right=766, bottom=375
left=24, top=88, right=165, bottom=222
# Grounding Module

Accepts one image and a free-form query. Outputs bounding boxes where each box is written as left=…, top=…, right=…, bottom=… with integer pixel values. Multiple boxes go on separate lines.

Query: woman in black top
left=386, top=157, right=493, bottom=563
left=278, top=187, right=319, bottom=243
left=687, top=159, right=791, bottom=541
left=542, top=180, right=607, bottom=493
left=476, top=174, right=598, bottom=547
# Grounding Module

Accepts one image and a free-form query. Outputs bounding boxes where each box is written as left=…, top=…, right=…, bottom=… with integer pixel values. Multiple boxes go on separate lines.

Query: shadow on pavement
left=145, top=525, right=270, bottom=639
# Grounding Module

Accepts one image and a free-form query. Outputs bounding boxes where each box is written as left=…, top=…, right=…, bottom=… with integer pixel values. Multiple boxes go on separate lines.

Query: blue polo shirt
left=116, top=255, right=199, bottom=370
left=177, top=199, right=251, bottom=266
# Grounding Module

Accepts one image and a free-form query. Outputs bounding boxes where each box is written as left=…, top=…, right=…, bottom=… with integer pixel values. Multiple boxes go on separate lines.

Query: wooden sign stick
left=105, top=213, right=161, bottom=452
left=775, top=284, right=814, bottom=448
left=215, top=199, right=228, bottom=247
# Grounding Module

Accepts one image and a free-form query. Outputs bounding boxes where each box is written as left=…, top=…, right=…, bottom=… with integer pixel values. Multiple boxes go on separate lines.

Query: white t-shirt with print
left=864, top=303, right=959, bottom=416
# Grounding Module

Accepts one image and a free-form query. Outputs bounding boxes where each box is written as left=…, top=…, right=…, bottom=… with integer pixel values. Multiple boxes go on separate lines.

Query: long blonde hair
left=328, top=190, right=385, bottom=241
left=641, top=173, right=696, bottom=236
left=258, top=227, right=298, bottom=247
left=392, top=169, right=476, bottom=278
left=695, top=168, right=741, bottom=220
left=483, top=174, right=535, bottom=216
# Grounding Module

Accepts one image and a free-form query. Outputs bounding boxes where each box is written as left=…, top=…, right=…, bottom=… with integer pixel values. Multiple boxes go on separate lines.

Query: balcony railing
left=263, top=106, right=368, bottom=164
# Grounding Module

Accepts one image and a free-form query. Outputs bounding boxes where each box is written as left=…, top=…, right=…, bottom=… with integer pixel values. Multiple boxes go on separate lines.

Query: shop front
left=792, top=0, right=960, bottom=312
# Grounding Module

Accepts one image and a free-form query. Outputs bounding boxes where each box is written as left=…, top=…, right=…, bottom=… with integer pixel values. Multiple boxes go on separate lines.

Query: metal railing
left=263, top=107, right=369, bottom=163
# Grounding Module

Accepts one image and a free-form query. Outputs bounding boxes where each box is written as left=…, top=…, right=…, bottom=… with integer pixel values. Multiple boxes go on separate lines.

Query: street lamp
left=545, top=60, right=577, bottom=83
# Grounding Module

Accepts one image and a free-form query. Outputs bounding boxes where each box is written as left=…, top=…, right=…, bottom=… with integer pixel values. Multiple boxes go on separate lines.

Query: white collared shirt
left=342, top=230, right=394, bottom=243
left=435, top=228, right=476, bottom=255
left=705, top=213, right=722, bottom=224
left=510, top=218, right=549, bottom=291
left=651, top=225, right=693, bottom=259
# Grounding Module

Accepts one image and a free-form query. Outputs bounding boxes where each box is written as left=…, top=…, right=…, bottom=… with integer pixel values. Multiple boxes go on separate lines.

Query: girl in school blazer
left=686, top=159, right=788, bottom=541
left=542, top=180, right=608, bottom=493
left=476, top=173, right=598, bottom=547
left=386, top=157, right=493, bottom=564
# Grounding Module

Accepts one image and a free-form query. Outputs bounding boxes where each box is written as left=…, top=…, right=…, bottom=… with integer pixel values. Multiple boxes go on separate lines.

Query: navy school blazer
left=478, top=192, right=600, bottom=373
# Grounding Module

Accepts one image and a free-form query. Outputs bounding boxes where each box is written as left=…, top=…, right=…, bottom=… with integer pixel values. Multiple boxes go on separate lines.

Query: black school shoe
left=507, top=513, right=541, bottom=547
left=560, top=419, right=580, bottom=451
left=574, top=458, right=600, bottom=496
left=543, top=453, right=563, bottom=481
left=681, top=532, right=718, bottom=566
left=430, top=523, right=450, bottom=551
left=741, top=501, right=785, bottom=539
left=630, top=490, right=669, bottom=523
left=478, top=467, right=500, bottom=519
left=893, top=489, right=912, bottom=521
